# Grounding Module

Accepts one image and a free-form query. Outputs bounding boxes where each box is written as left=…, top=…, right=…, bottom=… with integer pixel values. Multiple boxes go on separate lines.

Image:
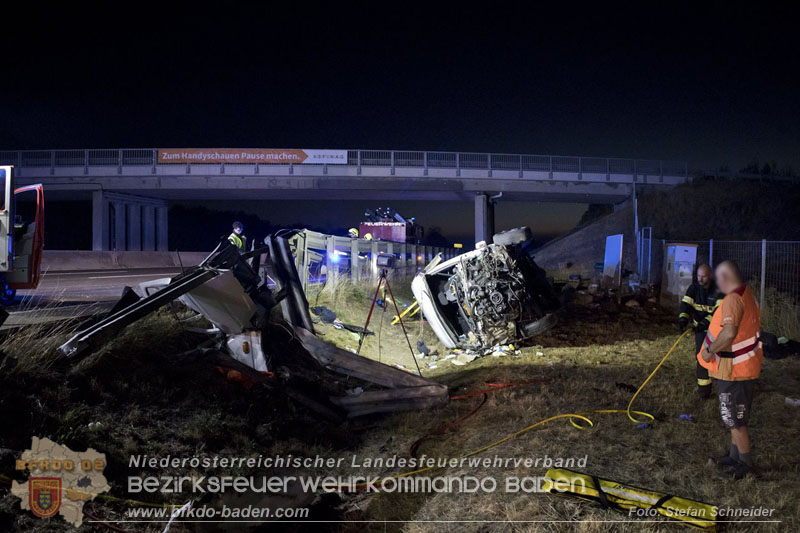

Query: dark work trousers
left=695, top=330, right=712, bottom=397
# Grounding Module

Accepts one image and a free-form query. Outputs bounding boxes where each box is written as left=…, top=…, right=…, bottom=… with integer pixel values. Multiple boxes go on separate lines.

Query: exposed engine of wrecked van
left=413, top=227, right=560, bottom=349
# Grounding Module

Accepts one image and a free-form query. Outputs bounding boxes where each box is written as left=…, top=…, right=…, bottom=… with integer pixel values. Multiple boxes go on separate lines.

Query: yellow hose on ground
left=570, top=328, right=692, bottom=428
left=334, top=329, right=692, bottom=487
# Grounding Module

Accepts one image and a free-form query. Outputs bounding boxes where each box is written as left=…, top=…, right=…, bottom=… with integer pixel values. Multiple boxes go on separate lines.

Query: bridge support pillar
left=91, top=191, right=168, bottom=251
left=127, top=203, right=142, bottom=251
left=156, top=206, right=169, bottom=251
left=142, top=206, right=156, bottom=251
left=91, top=190, right=109, bottom=251
left=474, top=193, right=495, bottom=246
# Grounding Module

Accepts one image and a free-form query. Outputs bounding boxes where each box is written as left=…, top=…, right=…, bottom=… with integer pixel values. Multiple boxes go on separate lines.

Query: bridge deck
left=4, top=148, right=688, bottom=203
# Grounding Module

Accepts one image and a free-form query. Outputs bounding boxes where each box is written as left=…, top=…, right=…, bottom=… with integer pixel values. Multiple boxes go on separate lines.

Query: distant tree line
left=714, top=157, right=797, bottom=178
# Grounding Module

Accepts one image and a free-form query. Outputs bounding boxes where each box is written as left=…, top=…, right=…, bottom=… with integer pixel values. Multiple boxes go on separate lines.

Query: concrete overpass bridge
left=2, top=148, right=688, bottom=250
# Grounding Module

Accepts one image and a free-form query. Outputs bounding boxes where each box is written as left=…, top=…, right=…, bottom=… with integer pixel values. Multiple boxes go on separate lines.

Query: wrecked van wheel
left=521, top=313, right=558, bottom=337
left=492, top=227, right=532, bottom=246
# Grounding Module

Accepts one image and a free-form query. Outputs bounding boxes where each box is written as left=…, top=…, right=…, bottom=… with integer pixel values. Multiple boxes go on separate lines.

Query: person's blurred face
left=234, top=226, right=243, bottom=235
left=715, top=264, right=738, bottom=294
left=697, top=265, right=712, bottom=288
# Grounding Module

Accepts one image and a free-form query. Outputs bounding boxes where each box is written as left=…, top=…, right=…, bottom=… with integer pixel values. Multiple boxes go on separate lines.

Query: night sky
left=3, top=3, right=798, bottom=243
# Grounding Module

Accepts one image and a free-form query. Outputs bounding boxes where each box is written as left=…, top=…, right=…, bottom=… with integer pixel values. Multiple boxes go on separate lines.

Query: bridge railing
left=0, top=148, right=689, bottom=177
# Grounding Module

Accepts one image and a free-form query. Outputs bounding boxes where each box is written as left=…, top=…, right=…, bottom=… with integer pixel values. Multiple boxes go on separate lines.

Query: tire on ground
left=492, top=226, right=533, bottom=246
left=521, top=313, right=558, bottom=338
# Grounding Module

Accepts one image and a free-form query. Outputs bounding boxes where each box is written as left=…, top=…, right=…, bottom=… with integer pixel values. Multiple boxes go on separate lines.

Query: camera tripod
left=356, top=268, right=422, bottom=376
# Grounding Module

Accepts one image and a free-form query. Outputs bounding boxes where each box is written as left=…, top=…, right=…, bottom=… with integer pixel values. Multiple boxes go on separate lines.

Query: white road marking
left=87, top=273, right=179, bottom=280
left=44, top=270, right=130, bottom=276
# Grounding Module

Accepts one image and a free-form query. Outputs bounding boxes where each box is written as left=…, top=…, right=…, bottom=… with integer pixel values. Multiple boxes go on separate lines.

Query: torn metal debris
left=59, top=234, right=447, bottom=419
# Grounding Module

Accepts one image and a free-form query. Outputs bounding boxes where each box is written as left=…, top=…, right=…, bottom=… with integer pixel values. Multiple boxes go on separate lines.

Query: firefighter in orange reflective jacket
left=698, top=260, right=762, bottom=479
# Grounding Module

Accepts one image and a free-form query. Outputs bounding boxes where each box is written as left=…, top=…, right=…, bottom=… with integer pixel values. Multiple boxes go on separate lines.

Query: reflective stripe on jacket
left=228, top=233, right=246, bottom=252
left=679, top=282, right=721, bottom=330
left=697, top=285, right=762, bottom=381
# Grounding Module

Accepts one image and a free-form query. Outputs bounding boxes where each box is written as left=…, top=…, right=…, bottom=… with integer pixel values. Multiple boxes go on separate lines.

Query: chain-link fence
left=646, top=237, right=800, bottom=339
left=711, top=241, right=763, bottom=286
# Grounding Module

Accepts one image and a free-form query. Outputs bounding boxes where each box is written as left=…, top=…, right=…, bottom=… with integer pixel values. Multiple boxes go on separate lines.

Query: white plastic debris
left=451, top=352, right=478, bottom=366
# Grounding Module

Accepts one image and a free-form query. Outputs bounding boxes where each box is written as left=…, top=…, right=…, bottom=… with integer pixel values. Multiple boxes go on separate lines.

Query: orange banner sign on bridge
left=157, top=148, right=347, bottom=164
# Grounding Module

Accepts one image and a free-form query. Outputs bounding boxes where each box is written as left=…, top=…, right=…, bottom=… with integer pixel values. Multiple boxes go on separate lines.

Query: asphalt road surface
left=3, top=268, right=182, bottom=329
left=18, top=267, right=183, bottom=304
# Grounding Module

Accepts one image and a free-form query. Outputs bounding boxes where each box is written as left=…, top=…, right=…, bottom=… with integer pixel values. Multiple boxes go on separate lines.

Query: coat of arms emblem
left=29, top=478, right=62, bottom=518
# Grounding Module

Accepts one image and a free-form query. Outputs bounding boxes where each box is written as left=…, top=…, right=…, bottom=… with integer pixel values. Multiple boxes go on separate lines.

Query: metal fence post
left=709, top=239, right=714, bottom=267
left=760, top=239, right=766, bottom=309
left=301, top=234, right=310, bottom=292
left=350, top=237, right=360, bottom=283
left=386, top=242, right=394, bottom=277
left=325, top=237, right=337, bottom=287
left=370, top=240, right=379, bottom=282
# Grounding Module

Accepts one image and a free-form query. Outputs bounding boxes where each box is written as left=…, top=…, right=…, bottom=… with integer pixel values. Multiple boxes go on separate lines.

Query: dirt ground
left=1, top=279, right=799, bottom=532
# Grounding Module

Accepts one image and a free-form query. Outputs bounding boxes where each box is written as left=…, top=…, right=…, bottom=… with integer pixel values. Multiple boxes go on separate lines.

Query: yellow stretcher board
left=541, top=468, right=717, bottom=531
left=391, top=300, right=420, bottom=325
